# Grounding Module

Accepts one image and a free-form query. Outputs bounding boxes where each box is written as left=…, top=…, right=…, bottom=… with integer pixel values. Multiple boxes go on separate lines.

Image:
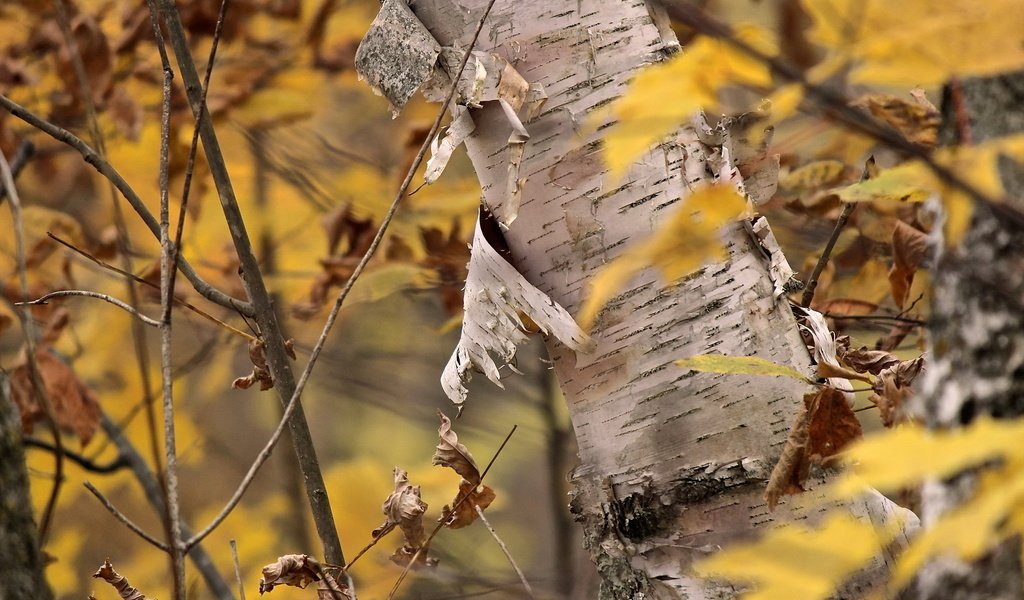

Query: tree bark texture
left=403, top=1, right=912, bottom=597
left=0, top=375, right=54, bottom=600
left=915, top=71, right=1024, bottom=599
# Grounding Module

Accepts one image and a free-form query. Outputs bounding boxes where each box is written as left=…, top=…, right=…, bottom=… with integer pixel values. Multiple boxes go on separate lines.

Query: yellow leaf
left=695, top=514, right=892, bottom=600
left=779, top=160, right=846, bottom=193
left=675, top=355, right=810, bottom=382
left=762, top=83, right=804, bottom=126
left=803, top=0, right=1024, bottom=87
left=599, top=26, right=775, bottom=180
left=578, top=185, right=750, bottom=328
left=832, top=417, right=1024, bottom=498
left=892, top=459, right=1024, bottom=589
left=835, top=164, right=931, bottom=204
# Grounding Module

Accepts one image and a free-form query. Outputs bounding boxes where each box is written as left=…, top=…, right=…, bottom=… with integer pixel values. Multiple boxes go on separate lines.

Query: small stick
left=84, top=481, right=169, bottom=552
left=0, top=139, right=35, bottom=205
left=230, top=539, right=246, bottom=600
left=17, top=290, right=161, bottom=327
left=48, top=233, right=255, bottom=340
left=800, top=157, right=874, bottom=307
left=473, top=505, right=536, bottom=599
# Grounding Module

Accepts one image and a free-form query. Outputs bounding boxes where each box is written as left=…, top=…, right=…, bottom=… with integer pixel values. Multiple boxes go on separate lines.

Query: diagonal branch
left=17, top=290, right=162, bottom=327
left=0, top=94, right=255, bottom=316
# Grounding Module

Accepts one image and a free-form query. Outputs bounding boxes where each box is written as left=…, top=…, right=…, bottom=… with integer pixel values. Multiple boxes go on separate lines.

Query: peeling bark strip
left=357, top=1, right=912, bottom=596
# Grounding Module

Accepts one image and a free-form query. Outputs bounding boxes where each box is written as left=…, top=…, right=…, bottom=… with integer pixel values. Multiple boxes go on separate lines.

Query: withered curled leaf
left=373, top=468, right=427, bottom=550
left=432, top=411, right=481, bottom=485
left=93, top=559, right=154, bottom=600
left=259, top=554, right=322, bottom=593
left=440, top=480, right=496, bottom=529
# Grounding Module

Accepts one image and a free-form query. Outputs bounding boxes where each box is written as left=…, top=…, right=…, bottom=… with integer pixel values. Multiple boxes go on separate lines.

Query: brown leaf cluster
left=432, top=411, right=495, bottom=528
left=765, top=386, right=863, bottom=510
left=373, top=468, right=438, bottom=569
left=293, top=205, right=471, bottom=319
left=9, top=310, right=100, bottom=445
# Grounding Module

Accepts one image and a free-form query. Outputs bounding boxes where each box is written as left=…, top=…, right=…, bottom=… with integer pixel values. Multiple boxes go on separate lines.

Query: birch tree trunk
left=362, top=1, right=913, bottom=596
left=915, top=70, right=1024, bottom=599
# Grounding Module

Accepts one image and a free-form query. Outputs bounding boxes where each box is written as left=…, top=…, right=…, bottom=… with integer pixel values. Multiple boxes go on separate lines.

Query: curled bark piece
left=424, top=105, right=476, bottom=183
left=441, top=214, right=594, bottom=406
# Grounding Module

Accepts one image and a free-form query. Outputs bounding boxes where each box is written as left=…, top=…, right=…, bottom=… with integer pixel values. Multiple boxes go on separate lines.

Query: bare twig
left=143, top=4, right=187, bottom=596
left=99, top=413, right=235, bottom=599
left=154, top=0, right=347, bottom=568
left=0, top=140, right=35, bottom=205
left=48, top=233, right=254, bottom=340
left=473, top=505, right=536, bottom=599
left=230, top=540, right=246, bottom=600
left=387, top=424, right=517, bottom=599
left=821, top=312, right=926, bottom=326
left=0, top=94, right=254, bottom=315
left=83, top=481, right=169, bottom=552
left=800, top=158, right=873, bottom=307
left=16, top=290, right=161, bottom=327
left=0, top=148, right=65, bottom=546
left=23, top=437, right=128, bottom=473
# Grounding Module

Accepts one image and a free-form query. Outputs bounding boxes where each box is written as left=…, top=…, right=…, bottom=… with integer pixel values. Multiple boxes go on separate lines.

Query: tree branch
left=83, top=481, right=169, bottom=552
left=0, top=94, right=255, bottom=316
left=17, top=290, right=161, bottom=327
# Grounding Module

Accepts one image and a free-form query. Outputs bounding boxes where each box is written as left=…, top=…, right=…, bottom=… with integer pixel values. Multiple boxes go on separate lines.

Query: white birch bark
left=359, top=1, right=915, bottom=597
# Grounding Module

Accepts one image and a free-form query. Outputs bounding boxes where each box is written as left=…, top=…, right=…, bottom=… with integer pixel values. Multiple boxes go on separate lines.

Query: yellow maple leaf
left=695, top=514, right=894, bottom=600
left=578, top=185, right=750, bottom=329
left=598, top=25, right=775, bottom=181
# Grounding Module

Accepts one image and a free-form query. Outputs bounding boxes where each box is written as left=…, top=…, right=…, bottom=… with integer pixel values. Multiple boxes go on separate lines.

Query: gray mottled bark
left=389, top=1, right=914, bottom=598
left=915, top=71, right=1024, bottom=599
left=0, top=375, right=54, bottom=600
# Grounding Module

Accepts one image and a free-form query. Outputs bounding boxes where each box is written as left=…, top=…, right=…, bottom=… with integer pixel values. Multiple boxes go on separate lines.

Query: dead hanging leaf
left=259, top=554, right=322, bottom=593
left=233, top=338, right=273, bottom=391
left=432, top=411, right=481, bottom=484
left=852, top=92, right=940, bottom=147
left=839, top=346, right=901, bottom=375
left=888, top=221, right=930, bottom=308
left=764, top=386, right=862, bottom=509
left=374, top=468, right=428, bottom=554
left=869, top=358, right=924, bottom=427
left=389, top=545, right=439, bottom=569
left=10, top=349, right=101, bottom=445
left=807, top=386, right=862, bottom=466
left=764, top=396, right=810, bottom=510
left=816, top=361, right=873, bottom=384
left=93, top=559, right=154, bottom=600
left=440, top=479, right=496, bottom=529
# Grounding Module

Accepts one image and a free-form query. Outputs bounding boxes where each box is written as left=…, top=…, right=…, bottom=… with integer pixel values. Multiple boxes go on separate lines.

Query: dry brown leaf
left=764, top=396, right=811, bottom=510
left=816, top=361, right=873, bottom=384
left=389, top=545, right=439, bottom=569
left=93, top=559, right=154, bottom=600
left=852, top=92, right=940, bottom=147
left=431, top=410, right=481, bottom=485
left=373, top=468, right=427, bottom=551
left=888, top=221, right=929, bottom=308
left=232, top=338, right=273, bottom=391
left=10, top=349, right=100, bottom=445
left=806, top=386, right=863, bottom=466
left=316, top=572, right=354, bottom=600
left=259, top=554, right=322, bottom=593
left=868, top=358, right=923, bottom=427
left=839, top=345, right=901, bottom=375
left=440, top=480, right=496, bottom=529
